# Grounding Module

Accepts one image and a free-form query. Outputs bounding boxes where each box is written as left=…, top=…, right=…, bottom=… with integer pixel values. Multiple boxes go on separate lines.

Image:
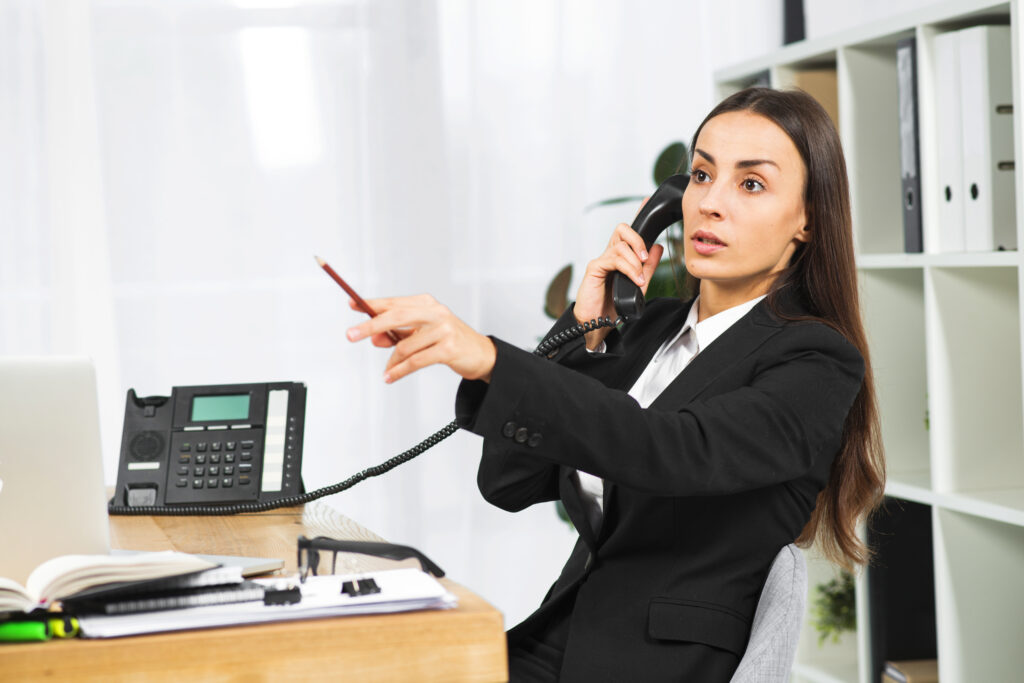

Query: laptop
left=0, top=358, right=285, bottom=585
left=0, top=357, right=111, bottom=586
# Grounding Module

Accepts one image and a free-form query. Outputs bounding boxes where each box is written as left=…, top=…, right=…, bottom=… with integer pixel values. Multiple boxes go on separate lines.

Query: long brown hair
left=688, top=87, right=886, bottom=572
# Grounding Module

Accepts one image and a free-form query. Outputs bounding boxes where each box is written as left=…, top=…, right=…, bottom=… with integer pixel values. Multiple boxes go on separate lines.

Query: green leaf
left=544, top=264, right=573, bottom=319
left=653, top=141, right=689, bottom=186
left=809, top=569, right=857, bottom=646
left=645, top=260, right=683, bottom=300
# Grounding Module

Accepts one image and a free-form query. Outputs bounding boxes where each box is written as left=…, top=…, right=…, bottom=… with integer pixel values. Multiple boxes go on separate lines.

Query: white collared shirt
left=574, top=295, right=767, bottom=525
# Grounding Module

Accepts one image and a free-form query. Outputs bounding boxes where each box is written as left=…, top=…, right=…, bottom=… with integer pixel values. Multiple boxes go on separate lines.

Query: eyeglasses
left=296, top=535, right=446, bottom=583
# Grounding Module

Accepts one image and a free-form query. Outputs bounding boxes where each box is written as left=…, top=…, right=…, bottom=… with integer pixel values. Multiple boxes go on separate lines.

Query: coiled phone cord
left=108, top=315, right=624, bottom=516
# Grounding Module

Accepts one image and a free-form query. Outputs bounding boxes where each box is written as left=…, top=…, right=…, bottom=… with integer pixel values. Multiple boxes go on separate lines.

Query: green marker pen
left=0, top=620, right=49, bottom=642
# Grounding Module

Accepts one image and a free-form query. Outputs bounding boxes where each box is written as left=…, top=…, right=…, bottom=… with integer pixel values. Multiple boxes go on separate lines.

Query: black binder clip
left=340, top=577, right=381, bottom=597
left=263, top=582, right=302, bottom=606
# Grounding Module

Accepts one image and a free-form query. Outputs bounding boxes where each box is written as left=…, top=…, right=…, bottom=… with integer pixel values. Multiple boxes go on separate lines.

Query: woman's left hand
left=345, top=295, right=497, bottom=383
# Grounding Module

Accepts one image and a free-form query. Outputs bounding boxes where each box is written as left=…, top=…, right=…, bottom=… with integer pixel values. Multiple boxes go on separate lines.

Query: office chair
left=730, top=544, right=808, bottom=683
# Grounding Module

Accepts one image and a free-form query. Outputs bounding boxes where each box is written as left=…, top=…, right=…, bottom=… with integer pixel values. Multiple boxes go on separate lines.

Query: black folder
left=897, top=37, right=923, bottom=253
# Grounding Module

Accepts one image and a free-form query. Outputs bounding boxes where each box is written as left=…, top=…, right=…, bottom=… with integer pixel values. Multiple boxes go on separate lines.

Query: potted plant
left=810, top=568, right=857, bottom=645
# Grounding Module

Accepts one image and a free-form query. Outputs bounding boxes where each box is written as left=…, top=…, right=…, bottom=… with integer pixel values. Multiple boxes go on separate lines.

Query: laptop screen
left=0, top=357, right=110, bottom=586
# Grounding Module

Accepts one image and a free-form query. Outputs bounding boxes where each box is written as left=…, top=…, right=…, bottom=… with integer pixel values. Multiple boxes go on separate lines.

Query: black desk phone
left=110, top=382, right=306, bottom=513
left=109, top=174, right=689, bottom=516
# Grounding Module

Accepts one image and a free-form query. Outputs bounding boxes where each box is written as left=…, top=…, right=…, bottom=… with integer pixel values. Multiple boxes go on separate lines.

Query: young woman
left=346, top=87, right=885, bottom=682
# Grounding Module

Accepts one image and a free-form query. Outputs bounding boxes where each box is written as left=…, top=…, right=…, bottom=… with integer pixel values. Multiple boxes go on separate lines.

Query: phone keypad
left=186, top=440, right=251, bottom=489
left=165, top=404, right=299, bottom=503
left=168, top=433, right=265, bottom=501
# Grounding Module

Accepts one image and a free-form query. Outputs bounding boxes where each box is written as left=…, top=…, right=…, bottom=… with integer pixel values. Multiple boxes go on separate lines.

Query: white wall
left=1, top=0, right=791, bottom=628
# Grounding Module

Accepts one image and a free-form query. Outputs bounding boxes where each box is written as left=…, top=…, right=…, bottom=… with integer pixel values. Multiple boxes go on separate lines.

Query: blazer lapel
left=559, top=466, right=600, bottom=550
left=608, top=300, right=694, bottom=392
left=648, top=299, right=784, bottom=410
left=599, top=299, right=785, bottom=525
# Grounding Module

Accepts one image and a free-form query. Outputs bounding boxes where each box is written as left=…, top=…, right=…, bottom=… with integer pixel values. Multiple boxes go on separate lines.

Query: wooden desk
left=1, top=504, right=507, bottom=682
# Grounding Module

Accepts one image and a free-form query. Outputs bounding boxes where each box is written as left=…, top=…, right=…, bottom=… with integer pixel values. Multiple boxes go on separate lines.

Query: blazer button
left=502, top=421, right=517, bottom=438
left=514, top=427, right=529, bottom=444
left=527, top=433, right=542, bottom=448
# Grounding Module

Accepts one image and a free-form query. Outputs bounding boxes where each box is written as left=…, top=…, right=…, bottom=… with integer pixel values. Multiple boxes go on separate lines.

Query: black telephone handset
left=111, top=177, right=691, bottom=516
left=611, top=173, right=689, bottom=319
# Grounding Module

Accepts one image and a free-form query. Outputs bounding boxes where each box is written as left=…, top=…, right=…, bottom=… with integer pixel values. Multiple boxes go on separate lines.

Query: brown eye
left=743, top=178, right=765, bottom=193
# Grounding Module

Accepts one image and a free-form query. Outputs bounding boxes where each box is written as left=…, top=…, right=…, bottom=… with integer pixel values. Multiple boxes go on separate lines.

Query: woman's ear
left=794, top=224, right=812, bottom=244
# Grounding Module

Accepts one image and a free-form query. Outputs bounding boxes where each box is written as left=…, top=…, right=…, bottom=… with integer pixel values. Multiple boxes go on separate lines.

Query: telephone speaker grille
left=130, top=431, right=164, bottom=461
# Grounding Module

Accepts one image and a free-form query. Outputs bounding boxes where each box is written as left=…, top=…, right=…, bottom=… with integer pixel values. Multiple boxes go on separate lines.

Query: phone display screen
left=190, top=394, right=251, bottom=422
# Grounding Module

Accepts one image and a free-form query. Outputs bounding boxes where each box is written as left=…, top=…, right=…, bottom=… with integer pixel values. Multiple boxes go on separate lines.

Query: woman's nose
left=698, top=183, right=724, bottom=220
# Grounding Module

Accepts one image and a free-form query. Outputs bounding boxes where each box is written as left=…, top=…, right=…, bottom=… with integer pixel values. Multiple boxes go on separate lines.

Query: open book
left=0, top=551, right=217, bottom=614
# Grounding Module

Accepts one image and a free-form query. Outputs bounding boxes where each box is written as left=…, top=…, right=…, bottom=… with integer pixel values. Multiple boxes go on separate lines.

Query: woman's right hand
left=574, top=221, right=664, bottom=350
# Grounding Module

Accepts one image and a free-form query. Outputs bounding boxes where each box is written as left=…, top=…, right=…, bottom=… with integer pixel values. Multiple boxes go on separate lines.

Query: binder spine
left=959, top=25, right=1015, bottom=252
left=897, top=37, right=923, bottom=252
left=933, top=30, right=965, bottom=253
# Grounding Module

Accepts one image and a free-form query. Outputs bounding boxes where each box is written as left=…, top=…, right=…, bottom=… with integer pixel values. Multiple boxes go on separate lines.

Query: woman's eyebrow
left=694, top=148, right=779, bottom=170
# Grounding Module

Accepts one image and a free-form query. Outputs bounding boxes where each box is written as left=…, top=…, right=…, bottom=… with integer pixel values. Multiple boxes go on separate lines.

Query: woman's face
left=682, top=110, right=810, bottom=301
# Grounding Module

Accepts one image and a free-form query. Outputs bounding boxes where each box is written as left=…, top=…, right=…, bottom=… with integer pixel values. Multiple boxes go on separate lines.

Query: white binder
left=932, top=30, right=965, bottom=252
left=959, top=25, right=1016, bottom=251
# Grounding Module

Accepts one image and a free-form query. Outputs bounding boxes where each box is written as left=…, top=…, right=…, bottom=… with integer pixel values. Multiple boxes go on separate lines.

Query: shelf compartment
left=792, top=661, right=861, bottom=683
left=925, top=266, right=1024, bottom=494
left=934, top=487, right=1024, bottom=528
left=916, top=16, right=1017, bottom=256
left=860, top=269, right=930, bottom=486
left=885, top=472, right=937, bottom=507
left=772, top=59, right=839, bottom=134
left=933, top=508, right=1024, bottom=681
left=866, top=497, right=937, bottom=683
left=793, top=545, right=860, bottom=683
left=837, top=44, right=904, bottom=255
left=714, top=70, right=770, bottom=100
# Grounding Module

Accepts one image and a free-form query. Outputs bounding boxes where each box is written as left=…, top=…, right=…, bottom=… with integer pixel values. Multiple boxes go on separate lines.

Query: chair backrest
left=730, top=544, right=808, bottom=683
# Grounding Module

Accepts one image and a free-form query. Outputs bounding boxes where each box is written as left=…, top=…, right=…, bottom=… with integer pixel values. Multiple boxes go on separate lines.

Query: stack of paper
left=76, top=568, right=457, bottom=638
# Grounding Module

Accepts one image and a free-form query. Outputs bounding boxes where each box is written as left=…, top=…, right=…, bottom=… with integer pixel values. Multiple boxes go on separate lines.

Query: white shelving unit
left=716, top=1, right=1023, bottom=681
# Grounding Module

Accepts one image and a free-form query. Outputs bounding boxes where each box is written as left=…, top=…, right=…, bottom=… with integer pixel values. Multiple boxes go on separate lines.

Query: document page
left=76, top=568, right=457, bottom=638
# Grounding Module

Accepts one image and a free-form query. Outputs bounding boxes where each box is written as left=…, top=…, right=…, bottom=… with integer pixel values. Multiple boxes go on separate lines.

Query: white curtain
left=0, top=0, right=781, bottom=627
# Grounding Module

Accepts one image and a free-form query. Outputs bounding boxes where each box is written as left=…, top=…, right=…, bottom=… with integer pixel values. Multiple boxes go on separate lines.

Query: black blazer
left=455, top=292, right=864, bottom=681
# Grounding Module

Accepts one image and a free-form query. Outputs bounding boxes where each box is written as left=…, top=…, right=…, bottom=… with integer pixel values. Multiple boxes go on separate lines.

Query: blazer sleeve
left=459, top=303, right=624, bottom=512
left=457, top=319, right=864, bottom=499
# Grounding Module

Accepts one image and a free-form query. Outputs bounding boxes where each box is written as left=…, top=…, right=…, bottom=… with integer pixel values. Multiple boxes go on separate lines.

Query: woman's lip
left=693, top=239, right=726, bottom=256
left=691, top=231, right=726, bottom=255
